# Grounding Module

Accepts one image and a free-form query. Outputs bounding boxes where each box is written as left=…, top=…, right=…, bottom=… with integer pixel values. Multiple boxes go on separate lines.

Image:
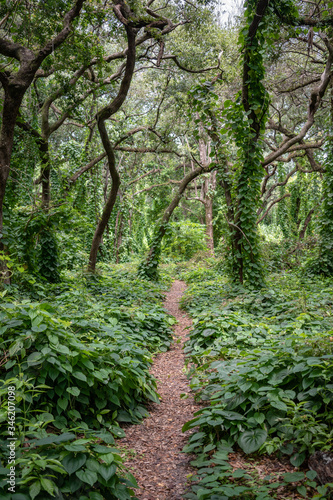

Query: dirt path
left=120, top=280, right=199, bottom=500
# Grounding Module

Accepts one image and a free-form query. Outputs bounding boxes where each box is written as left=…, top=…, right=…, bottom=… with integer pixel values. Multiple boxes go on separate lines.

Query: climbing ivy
left=138, top=222, right=171, bottom=280
left=38, top=224, right=61, bottom=283
left=315, top=136, right=333, bottom=275
left=186, top=0, right=299, bottom=287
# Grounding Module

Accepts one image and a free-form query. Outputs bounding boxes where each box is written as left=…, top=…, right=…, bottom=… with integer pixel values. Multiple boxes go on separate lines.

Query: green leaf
left=297, top=485, right=307, bottom=497
left=98, top=464, right=116, bottom=482
left=306, top=470, right=317, bottom=480
left=40, top=477, right=55, bottom=496
left=27, top=352, right=43, bottom=366
left=253, top=412, right=265, bottom=424
left=62, top=453, right=87, bottom=475
left=58, top=397, right=69, bottom=411
left=270, top=400, right=288, bottom=412
left=29, top=481, right=41, bottom=500
left=76, top=469, right=98, bottom=486
left=283, top=472, right=305, bottom=483
left=67, top=386, right=80, bottom=397
left=89, top=493, right=104, bottom=500
left=73, top=371, right=87, bottom=382
left=238, top=428, right=267, bottom=454
left=290, top=452, right=306, bottom=467
left=34, top=432, right=75, bottom=446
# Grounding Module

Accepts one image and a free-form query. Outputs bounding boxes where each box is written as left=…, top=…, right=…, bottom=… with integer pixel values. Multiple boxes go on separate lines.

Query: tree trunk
left=88, top=25, right=136, bottom=272
left=227, top=0, right=269, bottom=286
left=0, top=0, right=85, bottom=282
left=115, top=213, right=123, bottom=264
left=198, top=122, right=216, bottom=255
left=308, top=451, right=333, bottom=494
left=205, top=197, right=214, bottom=255
left=41, top=140, right=51, bottom=208
left=0, top=89, right=26, bottom=283
left=299, top=205, right=317, bottom=240
left=88, top=121, right=121, bottom=271
left=139, top=163, right=216, bottom=279
left=204, top=171, right=216, bottom=256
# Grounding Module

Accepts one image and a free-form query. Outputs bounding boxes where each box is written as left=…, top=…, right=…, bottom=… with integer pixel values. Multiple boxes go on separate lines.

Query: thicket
left=180, top=264, right=333, bottom=499
left=0, top=266, right=173, bottom=499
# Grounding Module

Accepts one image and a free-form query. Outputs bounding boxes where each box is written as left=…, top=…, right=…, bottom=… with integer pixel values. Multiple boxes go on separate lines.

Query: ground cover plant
left=0, top=267, right=173, bottom=499
left=180, top=268, right=333, bottom=499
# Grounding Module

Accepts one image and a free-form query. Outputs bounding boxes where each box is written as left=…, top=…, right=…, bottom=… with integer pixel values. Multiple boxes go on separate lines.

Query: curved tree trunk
left=88, top=25, right=136, bottom=272
left=139, top=163, right=216, bottom=279
left=299, top=205, right=317, bottom=240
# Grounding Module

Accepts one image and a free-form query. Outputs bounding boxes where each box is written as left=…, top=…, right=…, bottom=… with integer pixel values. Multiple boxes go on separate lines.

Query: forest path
left=120, top=280, right=199, bottom=499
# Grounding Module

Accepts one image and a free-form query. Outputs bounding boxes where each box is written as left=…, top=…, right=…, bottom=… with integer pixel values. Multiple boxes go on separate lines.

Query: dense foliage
left=0, top=267, right=173, bottom=499
left=180, top=265, right=333, bottom=499
left=1, top=0, right=333, bottom=498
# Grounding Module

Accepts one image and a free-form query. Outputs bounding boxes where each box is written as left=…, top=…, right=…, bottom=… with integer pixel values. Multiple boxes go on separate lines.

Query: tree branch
left=257, top=193, right=291, bottom=224
left=263, top=37, right=333, bottom=167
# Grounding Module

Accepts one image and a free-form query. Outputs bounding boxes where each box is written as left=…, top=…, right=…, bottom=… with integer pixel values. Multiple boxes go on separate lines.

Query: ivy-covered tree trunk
left=205, top=195, right=214, bottom=255
left=114, top=210, right=123, bottom=264
left=0, top=89, right=24, bottom=283
left=40, top=140, right=51, bottom=208
left=225, top=0, right=270, bottom=286
left=315, top=74, right=333, bottom=274
left=317, top=137, right=333, bottom=274
left=0, top=0, right=85, bottom=283
left=38, top=225, right=61, bottom=283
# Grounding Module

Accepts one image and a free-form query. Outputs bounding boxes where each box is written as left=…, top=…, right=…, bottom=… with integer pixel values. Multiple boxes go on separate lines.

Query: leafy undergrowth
left=0, top=266, right=174, bottom=500
left=180, top=269, right=333, bottom=499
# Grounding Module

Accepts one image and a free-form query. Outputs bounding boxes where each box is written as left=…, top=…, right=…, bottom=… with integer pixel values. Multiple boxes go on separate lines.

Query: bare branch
left=263, top=42, right=333, bottom=167
left=128, top=168, right=161, bottom=186
left=69, top=153, right=107, bottom=184
left=114, top=146, right=183, bottom=157
left=35, top=0, right=86, bottom=65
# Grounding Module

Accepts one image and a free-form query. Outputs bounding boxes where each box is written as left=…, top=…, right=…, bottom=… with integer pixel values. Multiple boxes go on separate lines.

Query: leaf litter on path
left=119, top=280, right=306, bottom=500
left=119, top=280, right=200, bottom=499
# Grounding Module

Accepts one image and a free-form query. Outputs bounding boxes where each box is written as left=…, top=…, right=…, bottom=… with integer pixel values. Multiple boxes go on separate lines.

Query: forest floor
left=119, top=280, right=200, bottom=499
left=118, top=277, right=310, bottom=500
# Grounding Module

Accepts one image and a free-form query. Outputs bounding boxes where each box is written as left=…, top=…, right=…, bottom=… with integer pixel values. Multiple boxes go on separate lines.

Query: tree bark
left=115, top=212, right=123, bottom=264
left=198, top=121, right=216, bottom=255
left=299, top=205, right=317, bottom=240
left=88, top=24, right=136, bottom=272
left=40, top=140, right=51, bottom=207
left=0, top=0, right=85, bottom=282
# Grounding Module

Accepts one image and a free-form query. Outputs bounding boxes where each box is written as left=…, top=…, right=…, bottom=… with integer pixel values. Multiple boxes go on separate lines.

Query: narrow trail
left=120, top=280, right=200, bottom=500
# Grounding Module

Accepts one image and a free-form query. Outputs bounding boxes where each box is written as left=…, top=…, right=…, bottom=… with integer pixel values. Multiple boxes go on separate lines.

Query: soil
left=119, top=280, right=199, bottom=500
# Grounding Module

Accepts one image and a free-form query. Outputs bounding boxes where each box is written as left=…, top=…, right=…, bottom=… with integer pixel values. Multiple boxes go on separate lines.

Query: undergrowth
left=181, top=268, right=333, bottom=500
left=0, top=267, right=173, bottom=500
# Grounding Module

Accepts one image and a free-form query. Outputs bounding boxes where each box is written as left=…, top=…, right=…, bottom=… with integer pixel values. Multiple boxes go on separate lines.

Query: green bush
left=0, top=268, right=173, bottom=499
left=181, top=272, right=333, bottom=499
left=161, top=221, right=207, bottom=261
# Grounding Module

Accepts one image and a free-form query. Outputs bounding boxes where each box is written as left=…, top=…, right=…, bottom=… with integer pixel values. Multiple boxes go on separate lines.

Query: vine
left=187, top=1, right=299, bottom=287
left=316, top=136, right=333, bottom=275
left=137, top=221, right=171, bottom=280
